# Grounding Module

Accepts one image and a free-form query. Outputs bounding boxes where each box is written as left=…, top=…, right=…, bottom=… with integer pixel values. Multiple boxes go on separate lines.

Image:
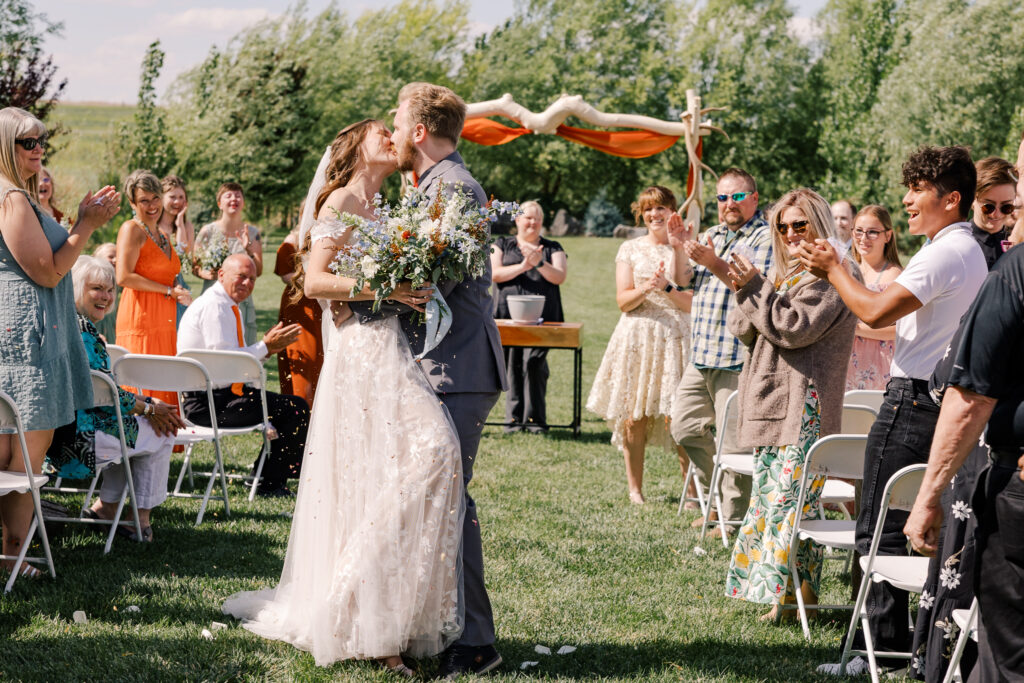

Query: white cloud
left=787, top=16, right=822, bottom=44
left=160, top=8, right=278, bottom=32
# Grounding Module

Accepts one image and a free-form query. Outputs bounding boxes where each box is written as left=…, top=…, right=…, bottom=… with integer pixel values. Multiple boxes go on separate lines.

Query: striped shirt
left=689, top=212, right=773, bottom=368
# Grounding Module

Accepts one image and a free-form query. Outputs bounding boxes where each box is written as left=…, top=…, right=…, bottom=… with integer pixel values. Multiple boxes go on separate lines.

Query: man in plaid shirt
left=670, top=168, right=772, bottom=535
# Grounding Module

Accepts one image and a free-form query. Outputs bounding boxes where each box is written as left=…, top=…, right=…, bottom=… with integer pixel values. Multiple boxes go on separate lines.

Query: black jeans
left=851, top=377, right=940, bottom=658
left=182, top=386, right=309, bottom=490
left=969, top=456, right=1024, bottom=683
left=503, top=347, right=549, bottom=431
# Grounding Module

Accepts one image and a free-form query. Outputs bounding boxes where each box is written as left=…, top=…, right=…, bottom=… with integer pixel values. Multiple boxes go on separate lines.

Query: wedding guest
left=723, top=188, right=858, bottom=620
left=45, top=256, right=183, bottom=542
left=194, top=182, right=262, bottom=344
left=831, top=199, right=856, bottom=247
left=275, top=220, right=324, bottom=407
left=908, top=155, right=1019, bottom=681
left=0, top=106, right=119, bottom=576
left=801, top=146, right=987, bottom=674
left=968, top=157, right=1017, bottom=269
left=178, top=253, right=308, bottom=497
left=37, top=166, right=63, bottom=223
left=670, top=168, right=773, bottom=536
left=491, top=200, right=567, bottom=432
left=845, top=206, right=902, bottom=391
left=157, top=174, right=195, bottom=326
left=92, top=242, right=119, bottom=343
left=114, top=170, right=189, bottom=406
left=587, top=186, right=694, bottom=505
left=1010, top=131, right=1024, bottom=246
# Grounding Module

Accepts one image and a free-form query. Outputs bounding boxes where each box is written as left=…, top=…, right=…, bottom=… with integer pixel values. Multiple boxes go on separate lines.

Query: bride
left=222, top=120, right=465, bottom=676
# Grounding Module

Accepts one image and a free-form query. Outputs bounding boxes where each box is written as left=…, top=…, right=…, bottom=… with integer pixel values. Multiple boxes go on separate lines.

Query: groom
left=351, top=82, right=507, bottom=677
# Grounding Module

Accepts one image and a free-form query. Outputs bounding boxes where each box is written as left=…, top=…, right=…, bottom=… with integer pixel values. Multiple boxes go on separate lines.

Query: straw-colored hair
left=768, top=188, right=838, bottom=285
left=0, top=107, right=46, bottom=201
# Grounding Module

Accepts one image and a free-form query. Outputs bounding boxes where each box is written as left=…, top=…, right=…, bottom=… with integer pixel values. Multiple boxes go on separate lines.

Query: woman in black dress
left=490, top=201, right=567, bottom=432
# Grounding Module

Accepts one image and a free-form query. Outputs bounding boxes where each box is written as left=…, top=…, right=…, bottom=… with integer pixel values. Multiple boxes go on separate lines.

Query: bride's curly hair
left=291, top=119, right=384, bottom=303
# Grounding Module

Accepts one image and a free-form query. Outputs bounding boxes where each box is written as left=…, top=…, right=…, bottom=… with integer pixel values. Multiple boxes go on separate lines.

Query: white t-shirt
left=890, top=222, right=987, bottom=380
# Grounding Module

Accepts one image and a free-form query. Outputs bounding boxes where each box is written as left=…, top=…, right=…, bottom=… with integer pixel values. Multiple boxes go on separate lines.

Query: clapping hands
left=521, top=242, right=544, bottom=268
left=683, top=235, right=718, bottom=268
left=796, top=239, right=838, bottom=279
left=726, top=253, right=760, bottom=289
left=643, top=261, right=669, bottom=293
left=77, top=186, right=121, bottom=232
left=667, top=213, right=693, bottom=249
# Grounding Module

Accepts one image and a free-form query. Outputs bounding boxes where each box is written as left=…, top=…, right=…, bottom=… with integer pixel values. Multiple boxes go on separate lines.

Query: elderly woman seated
left=44, top=256, right=184, bottom=542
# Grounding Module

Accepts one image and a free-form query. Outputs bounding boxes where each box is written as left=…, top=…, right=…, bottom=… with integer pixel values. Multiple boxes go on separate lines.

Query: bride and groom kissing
left=222, top=83, right=508, bottom=678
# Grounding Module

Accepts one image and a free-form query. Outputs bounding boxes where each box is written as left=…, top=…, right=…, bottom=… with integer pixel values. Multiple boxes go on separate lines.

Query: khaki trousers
left=670, top=363, right=750, bottom=521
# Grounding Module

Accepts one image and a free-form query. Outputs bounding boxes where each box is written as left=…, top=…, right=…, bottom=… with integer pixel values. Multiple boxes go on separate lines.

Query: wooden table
left=490, top=321, right=583, bottom=437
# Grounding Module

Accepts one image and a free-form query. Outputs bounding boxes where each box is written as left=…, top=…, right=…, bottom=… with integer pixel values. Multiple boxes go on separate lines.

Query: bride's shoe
left=381, top=656, right=415, bottom=678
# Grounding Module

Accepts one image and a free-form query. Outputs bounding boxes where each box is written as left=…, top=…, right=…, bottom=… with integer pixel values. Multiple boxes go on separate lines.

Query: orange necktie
left=231, top=305, right=245, bottom=396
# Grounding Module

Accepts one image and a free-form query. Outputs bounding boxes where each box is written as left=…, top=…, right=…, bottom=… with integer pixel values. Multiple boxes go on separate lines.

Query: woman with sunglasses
left=845, top=205, right=902, bottom=391
left=37, top=166, right=63, bottom=224
left=969, top=157, right=1018, bottom=269
left=721, top=188, right=858, bottom=622
left=0, top=107, right=120, bottom=579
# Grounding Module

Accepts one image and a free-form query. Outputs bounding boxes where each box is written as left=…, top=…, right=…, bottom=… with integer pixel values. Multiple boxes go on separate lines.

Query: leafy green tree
left=0, top=0, right=66, bottom=152
left=114, top=40, right=177, bottom=176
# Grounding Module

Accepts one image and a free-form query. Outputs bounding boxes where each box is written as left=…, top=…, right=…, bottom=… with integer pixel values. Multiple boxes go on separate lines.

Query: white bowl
left=506, top=294, right=546, bottom=323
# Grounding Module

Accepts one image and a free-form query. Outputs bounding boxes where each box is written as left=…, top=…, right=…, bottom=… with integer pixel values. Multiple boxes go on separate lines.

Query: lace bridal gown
left=223, top=218, right=466, bottom=665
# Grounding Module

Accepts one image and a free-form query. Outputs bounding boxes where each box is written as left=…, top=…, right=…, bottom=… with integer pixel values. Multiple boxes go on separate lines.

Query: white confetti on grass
left=125, top=605, right=141, bottom=613
left=556, top=645, right=577, bottom=655
left=211, top=621, right=228, bottom=631
left=693, top=546, right=707, bottom=556
left=520, top=661, right=539, bottom=670
left=200, top=628, right=214, bottom=640
left=72, top=611, right=88, bottom=624
left=534, top=644, right=551, bottom=655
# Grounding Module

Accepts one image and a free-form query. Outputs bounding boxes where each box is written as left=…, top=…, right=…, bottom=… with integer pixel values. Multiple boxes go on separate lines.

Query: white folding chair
left=41, top=372, right=144, bottom=553
left=818, top=404, right=879, bottom=519
left=677, top=462, right=707, bottom=516
left=844, top=389, right=885, bottom=413
left=942, top=598, right=979, bottom=683
left=113, top=355, right=230, bottom=525
left=840, top=464, right=930, bottom=683
left=0, top=390, right=56, bottom=592
left=105, top=344, right=130, bottom=365
left=699, top=391, right=755, bottom=547
left=175, top=349, right=272, bottom=502
left=785, top=434, right=868, bottom=638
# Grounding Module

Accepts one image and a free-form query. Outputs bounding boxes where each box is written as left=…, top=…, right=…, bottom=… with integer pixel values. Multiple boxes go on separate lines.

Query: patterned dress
left=586, top=237, right=690, bottom=452
left=846, top=279, right=895, bottom=391
left=726, top=273, right=826, bottom=605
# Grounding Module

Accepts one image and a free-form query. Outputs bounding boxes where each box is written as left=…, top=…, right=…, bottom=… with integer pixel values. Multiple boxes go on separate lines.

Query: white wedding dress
left=222, top=219, right=466, bottom=665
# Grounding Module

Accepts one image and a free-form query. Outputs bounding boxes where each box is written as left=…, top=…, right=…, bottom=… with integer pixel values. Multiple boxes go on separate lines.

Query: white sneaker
left=816, top=656, right=869, bottom=676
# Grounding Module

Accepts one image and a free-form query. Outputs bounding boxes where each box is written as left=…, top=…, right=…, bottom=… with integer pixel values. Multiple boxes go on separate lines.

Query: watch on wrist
left=664, top=283, right=673, bottom=292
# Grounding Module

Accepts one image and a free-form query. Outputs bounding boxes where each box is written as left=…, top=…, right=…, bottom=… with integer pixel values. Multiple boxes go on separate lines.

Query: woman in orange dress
left=115, top=170, right=191, bottom=405
left=274, top=225, right=323, bottom=406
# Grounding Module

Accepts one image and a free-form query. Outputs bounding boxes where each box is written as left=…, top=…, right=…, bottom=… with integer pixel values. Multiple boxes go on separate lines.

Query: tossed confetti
left=200, top=629, right=213, bottom=640
left=556, top=645, right=576, bottom=655
left=520, top=661, right=539, bottom=670
left=534, top=644, right=551, bottom=655
left=72, top=611, right=88, bottom=624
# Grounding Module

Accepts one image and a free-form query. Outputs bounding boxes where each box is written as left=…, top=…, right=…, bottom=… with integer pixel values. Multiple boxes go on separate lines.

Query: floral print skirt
left=725, top=386, right=823, bottom=605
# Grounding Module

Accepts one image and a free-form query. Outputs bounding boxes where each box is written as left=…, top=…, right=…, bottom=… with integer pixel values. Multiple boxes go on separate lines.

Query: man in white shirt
left=178, top=254, right=308, bottom=497
left=800, top=146, right=987, bottom=672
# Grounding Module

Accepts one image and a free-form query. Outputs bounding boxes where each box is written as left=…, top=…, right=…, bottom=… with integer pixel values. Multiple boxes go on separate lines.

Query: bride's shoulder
left=318, top=187, right=370, bottom=220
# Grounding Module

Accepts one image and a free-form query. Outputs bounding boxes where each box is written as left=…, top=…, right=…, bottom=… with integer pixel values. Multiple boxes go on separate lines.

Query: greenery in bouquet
left=329, top=183, right=519, bottom=314
left=193, top=228, right=230, bottom=274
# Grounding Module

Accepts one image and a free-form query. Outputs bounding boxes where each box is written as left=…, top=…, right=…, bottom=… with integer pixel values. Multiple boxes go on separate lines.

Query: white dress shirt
left=177, top=281, right=268, bottom=360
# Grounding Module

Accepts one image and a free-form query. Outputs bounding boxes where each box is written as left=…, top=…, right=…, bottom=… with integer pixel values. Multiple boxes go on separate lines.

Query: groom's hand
left=389, top=282, right=434, bottom=313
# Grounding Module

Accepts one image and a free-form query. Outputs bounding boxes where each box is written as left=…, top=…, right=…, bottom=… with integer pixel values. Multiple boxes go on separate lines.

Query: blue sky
left=38, top=0, right=826, bottom=103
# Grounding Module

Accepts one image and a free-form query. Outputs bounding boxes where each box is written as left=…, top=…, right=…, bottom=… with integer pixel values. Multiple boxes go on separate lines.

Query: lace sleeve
left=309, top=218, right=351, bottom=246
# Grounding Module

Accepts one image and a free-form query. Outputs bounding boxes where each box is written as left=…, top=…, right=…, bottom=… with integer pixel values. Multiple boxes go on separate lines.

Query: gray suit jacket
left=351, top=151, right=507, bottom=394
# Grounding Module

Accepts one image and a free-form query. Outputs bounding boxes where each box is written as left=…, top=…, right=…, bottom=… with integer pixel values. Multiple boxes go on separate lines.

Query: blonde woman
left=723, top=188, right=858, bottom=620
left=846, top=205, right=902, bottom=391
left=0, top=107, right=119, bottom=577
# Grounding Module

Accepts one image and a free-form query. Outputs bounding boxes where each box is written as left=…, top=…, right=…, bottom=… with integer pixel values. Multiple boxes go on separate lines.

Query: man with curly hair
left=799, top=146, right=987, bottom=673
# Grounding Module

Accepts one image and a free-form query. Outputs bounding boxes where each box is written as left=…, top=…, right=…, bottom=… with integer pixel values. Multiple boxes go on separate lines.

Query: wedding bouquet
left=330, top=183, right=518, bottom=357
left=330, top=183, right=518, bottom=311
left=193, top=229, right=230, bottom=274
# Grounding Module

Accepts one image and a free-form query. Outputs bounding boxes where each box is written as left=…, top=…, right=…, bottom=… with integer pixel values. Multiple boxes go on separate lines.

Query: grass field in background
left=47, top=104, right=134, bottom=214
left=0, top=234, right=908, bottom=682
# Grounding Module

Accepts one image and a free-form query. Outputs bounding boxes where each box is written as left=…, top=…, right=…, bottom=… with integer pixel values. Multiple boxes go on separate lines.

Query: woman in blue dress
left=0, top=107, right=120, bottom=579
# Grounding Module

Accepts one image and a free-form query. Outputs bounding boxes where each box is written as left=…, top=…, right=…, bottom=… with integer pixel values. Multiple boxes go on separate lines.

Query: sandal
left=115, top=524, right=153, bottom=542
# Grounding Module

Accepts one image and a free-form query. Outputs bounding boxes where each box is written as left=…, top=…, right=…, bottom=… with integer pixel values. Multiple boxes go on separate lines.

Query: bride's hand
left=389, top=282, right=434, bottom=312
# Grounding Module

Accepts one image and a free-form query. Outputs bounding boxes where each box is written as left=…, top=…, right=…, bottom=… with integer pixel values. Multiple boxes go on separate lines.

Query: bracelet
left=144, top=402, right=154, bottom=416
left=165, top=286, right=172, bottom=299
left=664, top=283, right=673, bottom=292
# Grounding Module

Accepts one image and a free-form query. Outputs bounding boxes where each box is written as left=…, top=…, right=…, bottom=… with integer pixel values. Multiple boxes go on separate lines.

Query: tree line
left=6, top=0, right=1024, bottom=243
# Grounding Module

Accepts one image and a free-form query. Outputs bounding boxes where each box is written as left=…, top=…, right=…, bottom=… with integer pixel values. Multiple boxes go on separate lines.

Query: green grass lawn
left=1, top=235, right=905, bottom=682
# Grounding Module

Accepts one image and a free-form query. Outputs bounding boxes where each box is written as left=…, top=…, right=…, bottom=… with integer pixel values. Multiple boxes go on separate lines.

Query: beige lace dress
left=586, top=237, right=691, bottom=451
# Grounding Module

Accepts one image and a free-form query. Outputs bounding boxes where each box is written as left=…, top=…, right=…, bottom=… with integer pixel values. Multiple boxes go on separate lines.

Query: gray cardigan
left=726, top=264, right=860, bottom=449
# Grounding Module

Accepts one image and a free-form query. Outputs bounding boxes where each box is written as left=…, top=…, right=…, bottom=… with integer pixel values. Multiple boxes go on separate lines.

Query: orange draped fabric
left=460, top=117, right=680, bottom=159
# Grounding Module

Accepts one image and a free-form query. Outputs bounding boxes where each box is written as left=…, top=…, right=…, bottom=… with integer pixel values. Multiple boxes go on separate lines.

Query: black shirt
left=942, top=245, right=1024, bottom=449
left=492, top=235, right=565, bottom=323
left=970, top=222, right=1008, bottom=271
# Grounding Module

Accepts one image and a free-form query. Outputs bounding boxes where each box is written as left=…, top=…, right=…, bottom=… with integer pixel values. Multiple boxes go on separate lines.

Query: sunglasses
left=14, top=135, right=47, bottom=151
left=776, top=219, right=810, bottom=235
left=717, top=192, right=752, bottom=203
left=979, top=202, right=1016, bottom=216
left=853, top=228, right=888, bottom=239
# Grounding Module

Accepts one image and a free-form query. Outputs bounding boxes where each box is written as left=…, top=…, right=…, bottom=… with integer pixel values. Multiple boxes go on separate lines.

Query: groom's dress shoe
left=437, top=644, right=502, bottom=678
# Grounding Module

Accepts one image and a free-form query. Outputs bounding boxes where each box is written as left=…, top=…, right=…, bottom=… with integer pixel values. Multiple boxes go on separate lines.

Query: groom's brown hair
left=398, top=82, right=466, bottom=147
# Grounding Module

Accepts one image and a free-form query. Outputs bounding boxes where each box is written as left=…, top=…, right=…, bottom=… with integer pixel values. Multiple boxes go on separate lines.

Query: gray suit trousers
left=440, top=391, right=500, bottom=647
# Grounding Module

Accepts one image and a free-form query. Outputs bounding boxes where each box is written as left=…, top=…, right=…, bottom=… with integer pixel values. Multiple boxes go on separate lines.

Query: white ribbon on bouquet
left=414, top=289, right=452, bottom=361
